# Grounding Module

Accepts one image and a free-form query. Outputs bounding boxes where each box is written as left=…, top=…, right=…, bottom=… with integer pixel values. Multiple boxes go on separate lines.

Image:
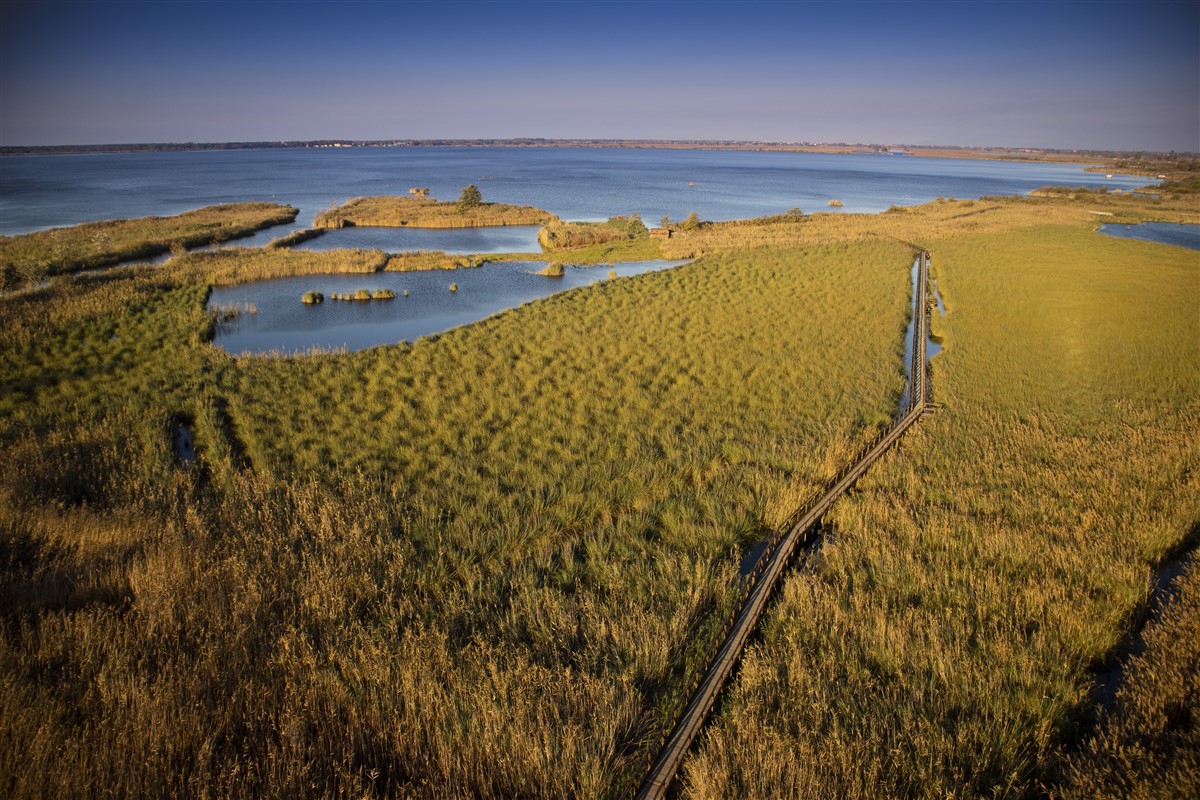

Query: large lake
left=209, top=259, right=689, bottom=355
left=1, top=146, right=1147, bottom=237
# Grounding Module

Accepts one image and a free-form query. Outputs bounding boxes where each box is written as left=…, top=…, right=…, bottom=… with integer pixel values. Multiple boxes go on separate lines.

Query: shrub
left=458, top=185, right=482, bottom=212
left=372, top=289, right=396, bottom=300
left=301, top=291, right=324, bottom=304
left=353, top=289, right=372, bottom=301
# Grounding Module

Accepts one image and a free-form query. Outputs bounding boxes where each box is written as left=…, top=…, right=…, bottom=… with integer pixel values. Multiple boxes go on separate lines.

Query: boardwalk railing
left=630, top=251, right=934, bottom=799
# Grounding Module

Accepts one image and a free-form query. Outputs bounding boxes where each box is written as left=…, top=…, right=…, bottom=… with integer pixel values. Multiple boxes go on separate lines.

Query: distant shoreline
left=1, top=138, right=1191, bottom=166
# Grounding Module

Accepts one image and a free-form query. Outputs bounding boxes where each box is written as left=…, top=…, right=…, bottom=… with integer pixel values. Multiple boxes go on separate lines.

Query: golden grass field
left=1, top=184, right=1197, bottom=798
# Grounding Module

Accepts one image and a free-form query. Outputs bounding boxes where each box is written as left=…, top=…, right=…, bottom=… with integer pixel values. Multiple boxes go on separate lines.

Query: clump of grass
left=449, top=282, right=458, bottom=293
left=536, top=262, right=565, bottom=277
left=384, top=252, right=493, bottom=272
left=269, top=228, right=327, bottom=249
left=828, top=199, right=845, bottom=207
left=353, top=289, right=372, bottom=301
left=371, top=289, right=396, bottom=300
left=174, top=247, right=388, bottom=286
left=538, top=215, right=650, bottom=251
left=608, top=269, right=618, bottom=280
left=300, top=291, right=324, bottom=304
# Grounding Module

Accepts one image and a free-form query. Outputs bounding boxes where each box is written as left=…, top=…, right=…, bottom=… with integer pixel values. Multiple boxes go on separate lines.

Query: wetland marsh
left=1, top=150, right=1197, bottom=799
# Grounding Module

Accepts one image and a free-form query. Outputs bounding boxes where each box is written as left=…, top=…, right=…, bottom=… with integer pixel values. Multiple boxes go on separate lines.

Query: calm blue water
left=1098, top=222, right=1200, bottom=250
left=1, top=146, right=1148, bottom=236
left=291, top=225, right=542, bottom=255
left=208, top=259, right=688, bottom=355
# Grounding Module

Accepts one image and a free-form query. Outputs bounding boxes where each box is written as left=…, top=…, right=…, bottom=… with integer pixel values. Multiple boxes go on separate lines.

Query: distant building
left=650, top=228, right=671, bottom=238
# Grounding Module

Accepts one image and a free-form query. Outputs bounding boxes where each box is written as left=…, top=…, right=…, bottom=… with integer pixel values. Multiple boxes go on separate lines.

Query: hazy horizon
left=2, top=0, right=1197, bottom=152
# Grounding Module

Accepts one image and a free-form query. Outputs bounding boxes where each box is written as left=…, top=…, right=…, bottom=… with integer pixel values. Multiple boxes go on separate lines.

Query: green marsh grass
left=681, top=219, right=1200, bottom=798
left=3, top=192, right=1196, bottom=798
left=0, top=225, right=910, bottom=797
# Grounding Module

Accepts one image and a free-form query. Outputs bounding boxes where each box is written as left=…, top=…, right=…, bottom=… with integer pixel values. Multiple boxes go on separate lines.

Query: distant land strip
left=1, top=138, right=1195, bottom=164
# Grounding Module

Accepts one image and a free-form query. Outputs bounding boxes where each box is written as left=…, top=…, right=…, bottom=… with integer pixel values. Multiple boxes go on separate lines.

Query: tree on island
left=627, top=211, right=648, bottom=236
left=457, top=184, right=482, bottom=212
left=660, top=214, right=671, bottom=228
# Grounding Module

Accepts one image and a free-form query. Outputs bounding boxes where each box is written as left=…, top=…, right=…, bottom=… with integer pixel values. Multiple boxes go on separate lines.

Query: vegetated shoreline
left=313, top=196, right=557, bottom=229
left=1, top=181, right=1197, bottom=799
left=0, top=202, right=298, bottom=288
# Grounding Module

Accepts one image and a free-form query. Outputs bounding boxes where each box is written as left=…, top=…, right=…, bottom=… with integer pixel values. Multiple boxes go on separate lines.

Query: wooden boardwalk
left=634, top=251, right=933, bottom=799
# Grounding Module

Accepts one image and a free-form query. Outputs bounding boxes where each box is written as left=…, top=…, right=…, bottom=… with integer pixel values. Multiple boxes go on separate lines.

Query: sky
left=1, top=0, right=1197, bottom=151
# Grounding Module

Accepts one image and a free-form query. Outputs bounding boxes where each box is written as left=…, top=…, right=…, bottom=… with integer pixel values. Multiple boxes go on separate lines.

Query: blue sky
left=2, top=0, right=1197, bottom=150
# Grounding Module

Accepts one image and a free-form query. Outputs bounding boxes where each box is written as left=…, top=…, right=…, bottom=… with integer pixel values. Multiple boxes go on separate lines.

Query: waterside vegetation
left=0, top=202, right=298, bottom=288
left=313, top=194, right=556, bottom=229
left=0, top=184, right=1197, bottom=798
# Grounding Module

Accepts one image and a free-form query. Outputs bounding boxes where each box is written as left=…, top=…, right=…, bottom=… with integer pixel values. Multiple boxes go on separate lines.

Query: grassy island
left=0, top=202, right=299, bottom=287
left=313, top=195, right=557, bottom=229
left=0, top=182, right=1197, bottom=799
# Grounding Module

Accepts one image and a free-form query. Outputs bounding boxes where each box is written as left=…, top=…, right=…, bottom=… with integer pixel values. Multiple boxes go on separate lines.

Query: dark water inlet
left=1092, top=543, right=1197, bottom=713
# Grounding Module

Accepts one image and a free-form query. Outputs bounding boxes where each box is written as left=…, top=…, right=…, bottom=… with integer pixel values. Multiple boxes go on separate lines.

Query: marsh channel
left=209, top=259, right=690, bottom=355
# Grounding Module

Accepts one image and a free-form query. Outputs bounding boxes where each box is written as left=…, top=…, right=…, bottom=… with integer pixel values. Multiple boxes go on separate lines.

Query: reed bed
left=2, top=191, right=1195, bottom=797
left=314, top=196, right=556, bottom=229
left=0, top=202, right=298, bottom=286
left=0, top=227, right=910, bottom=797
left=681, top=222, right=1200, bottom=797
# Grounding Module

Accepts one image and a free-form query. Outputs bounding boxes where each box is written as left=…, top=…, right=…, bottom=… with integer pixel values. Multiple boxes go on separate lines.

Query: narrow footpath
left=634, top=250, right=935, bottom=799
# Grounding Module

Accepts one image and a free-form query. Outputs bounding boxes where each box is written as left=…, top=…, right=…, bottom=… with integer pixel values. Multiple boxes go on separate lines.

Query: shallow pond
left=208, top=259, right=689, bottom=355
left=289, top=225, right=542, bottom=254
left=1098, top=221, right=1200, bottom=250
